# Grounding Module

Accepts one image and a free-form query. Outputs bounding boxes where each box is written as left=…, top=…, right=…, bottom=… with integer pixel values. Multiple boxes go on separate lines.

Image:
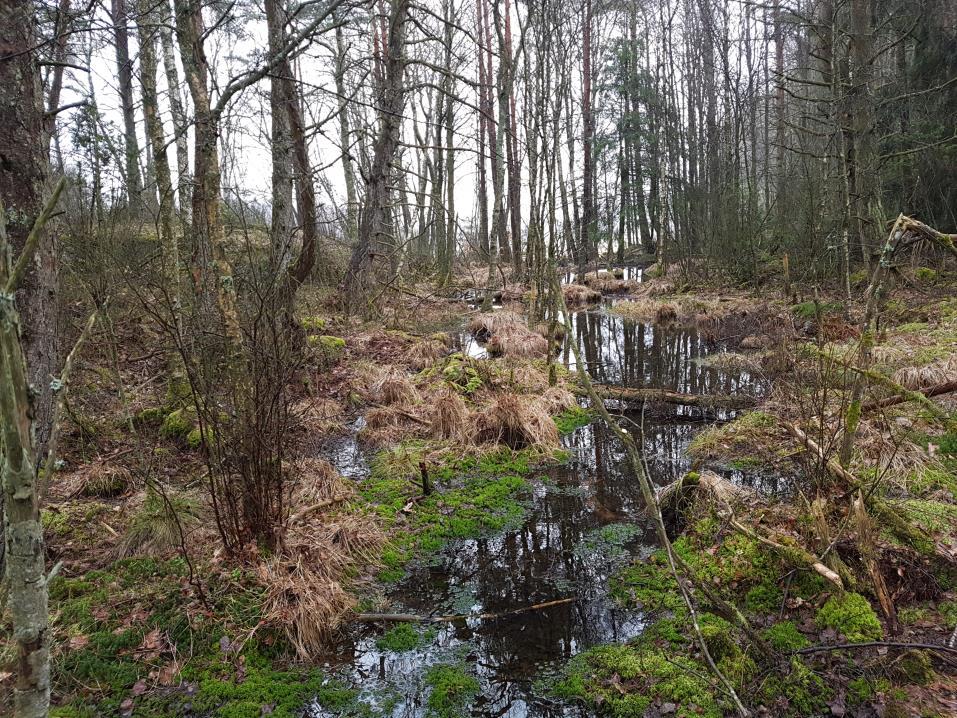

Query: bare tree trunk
left=335, top=23, right=359, bottom=245
left=580, top=0, right=595, bottom=265
left=137, top=0, right=180, bottom=306
left=0, top=179, right=67, bottom=718
left=159, top=0, right=191, bottom=234
left=0, top=0, right=59, bottom=477
left=265, top=0, right=295, bottom=274
left=112, top=0, right=143, bottom=201
left=341, top=0, right=411, bottom=314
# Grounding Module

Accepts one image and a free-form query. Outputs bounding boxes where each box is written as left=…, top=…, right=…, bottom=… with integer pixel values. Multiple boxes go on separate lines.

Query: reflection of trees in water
left=341, top=309, right=777, bottom=716
left=567, top=309, right=765, bottom=397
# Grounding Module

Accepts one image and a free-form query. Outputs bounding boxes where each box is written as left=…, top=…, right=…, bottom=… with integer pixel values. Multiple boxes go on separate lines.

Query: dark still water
left=314, top=300, right=772, bottom=717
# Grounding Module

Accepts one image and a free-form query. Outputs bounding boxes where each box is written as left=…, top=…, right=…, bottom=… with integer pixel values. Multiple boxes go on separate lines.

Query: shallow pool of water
left=313, top=296, right=773, bottom=717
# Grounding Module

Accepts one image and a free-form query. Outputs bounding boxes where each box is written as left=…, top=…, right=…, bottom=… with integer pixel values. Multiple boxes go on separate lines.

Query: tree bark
left=341, top=0, right=411, bottom=314
left=111, top=0, right=143, bottom=201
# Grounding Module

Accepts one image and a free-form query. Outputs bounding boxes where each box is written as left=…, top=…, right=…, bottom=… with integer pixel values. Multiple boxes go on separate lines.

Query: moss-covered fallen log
left=577, top=384, right=757, bottom=410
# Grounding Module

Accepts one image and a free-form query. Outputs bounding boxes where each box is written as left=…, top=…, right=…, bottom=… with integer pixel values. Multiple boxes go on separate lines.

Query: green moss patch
left=815, top=592, right=883, bottom=642
left=375, top=623, right=435, bottom=652
left=424, top=664, right=479, bottom=718
left=554, top=405, right=593, bottom=434
left=553, top=644, right=722, bottom=718
left=361, top=444, right=552, bottom=581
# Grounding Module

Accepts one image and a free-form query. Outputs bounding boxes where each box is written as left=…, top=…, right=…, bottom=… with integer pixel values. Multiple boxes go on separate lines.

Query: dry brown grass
left=476, top=393, right=559, bottom=448
left=292, top=398, right=344, bottom=435
left=541, top=386, right=576, bottom=414
left=430, top=390, right=471, bottom=441
left=376, top=372, right=421, bottom=406
left=893, top=354, right=957, bottom=391
left=468, top=310, right=524, bottom=339
left=486, top=325, right=549, bottom=358
left=288, top=457, right=353, bottom=507
left=405, top=338, right=447, bottom=370
left=581, top=271, right=634, bottom=294
left=563, top=283, right=601, bottom=306
left=259, top=513, right=385, bottom=659
left=77, top=463, right=132, bottom=498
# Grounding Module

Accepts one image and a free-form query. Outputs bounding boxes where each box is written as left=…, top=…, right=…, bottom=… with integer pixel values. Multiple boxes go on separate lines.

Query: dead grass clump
left=563, top=283, right=601, bottom=306
left=430, top=390, right=471, bottom=441
left=376, top=372, right=420, bottom=406
left=405, top=339, right=447, bottom=370
left=118, top=488, right=201, bottom=558
left=582, top=271, right=629, bottom=294
left=361, top=405, right=425, bottom=445
left=292, top=398, right=344, bottom=435
left=541, top=386, right=576, bottom=414
left=78, top=463, right=132, bottom=498
left=655, top=304, right=678, bottom=323
left=486, top=325, right=549, bottom=358
left=893, top=354, right=957, bottom=391
left=507, top=361, right=550, bottom=392
left=288, top=458, right=353, bottom=508
left=468, top=310, right=523, bottom=340
left=259, top=514, right=385, bottom=658
left=476, top=393, right=559, bottom=448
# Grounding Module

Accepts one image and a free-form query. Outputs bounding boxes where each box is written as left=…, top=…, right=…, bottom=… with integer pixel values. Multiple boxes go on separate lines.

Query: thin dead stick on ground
left=551, top=271, right=755, bottom=718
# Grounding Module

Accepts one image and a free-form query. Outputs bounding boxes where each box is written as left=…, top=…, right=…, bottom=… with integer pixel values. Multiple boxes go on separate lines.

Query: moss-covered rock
left=160, top=407, right=196, bottom=442
left=815, top=592, right=883, bottom=642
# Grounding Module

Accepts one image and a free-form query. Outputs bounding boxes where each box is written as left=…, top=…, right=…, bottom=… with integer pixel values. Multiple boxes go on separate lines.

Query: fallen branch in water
left=355, top=597, right=577, bottom=623
left=577, top=384, right=757, bottom=410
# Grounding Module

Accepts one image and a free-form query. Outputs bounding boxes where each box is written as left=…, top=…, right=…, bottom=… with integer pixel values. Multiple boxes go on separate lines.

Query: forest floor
left=4, top=260, right=957, bottom=718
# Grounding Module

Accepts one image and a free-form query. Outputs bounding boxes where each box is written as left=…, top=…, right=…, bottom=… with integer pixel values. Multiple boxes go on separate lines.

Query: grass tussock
left=117, top=488, right=201, bottom=558
left=292, top=398, right=344, bottom=435
left=376, top=371, right=421, bottom=406
left=893, top=353, right=957, bottom=391
left=581, top=270, right=637, bottom=294
left=288, top=457, right=353, bottom=507
left=476, top=393, right=560, bottom=448
left=486, top=325, right=549, bottom=358
left=405, top=338, right=448, bottom=370
left=77, top=463, right=132, bottom=498
left=467, top=310, right=524, bottom=339
left=470, top=311, right=550, bottom=359
left=541, top=386, right=577, bottom=414
left=431, top=390, right=472, bottom=442
left=563, top=283, right=601, bottom=306
left=259, top=513, right=385, bottom=659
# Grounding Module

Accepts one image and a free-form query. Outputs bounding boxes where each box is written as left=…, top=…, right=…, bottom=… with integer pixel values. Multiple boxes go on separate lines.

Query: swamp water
left=313, top=296, right=773, bottom=718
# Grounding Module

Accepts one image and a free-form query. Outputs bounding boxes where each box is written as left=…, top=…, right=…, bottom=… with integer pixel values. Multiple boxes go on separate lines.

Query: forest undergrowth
left=6, top=259, right=957, bottom=718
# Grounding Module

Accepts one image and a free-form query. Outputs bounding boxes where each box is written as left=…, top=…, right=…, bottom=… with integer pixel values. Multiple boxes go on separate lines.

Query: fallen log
left=577, top=384, right=757, bottom=410
left=355, top=597, right=577, bottom=624
left=862, top=379, right=957, bottom=412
